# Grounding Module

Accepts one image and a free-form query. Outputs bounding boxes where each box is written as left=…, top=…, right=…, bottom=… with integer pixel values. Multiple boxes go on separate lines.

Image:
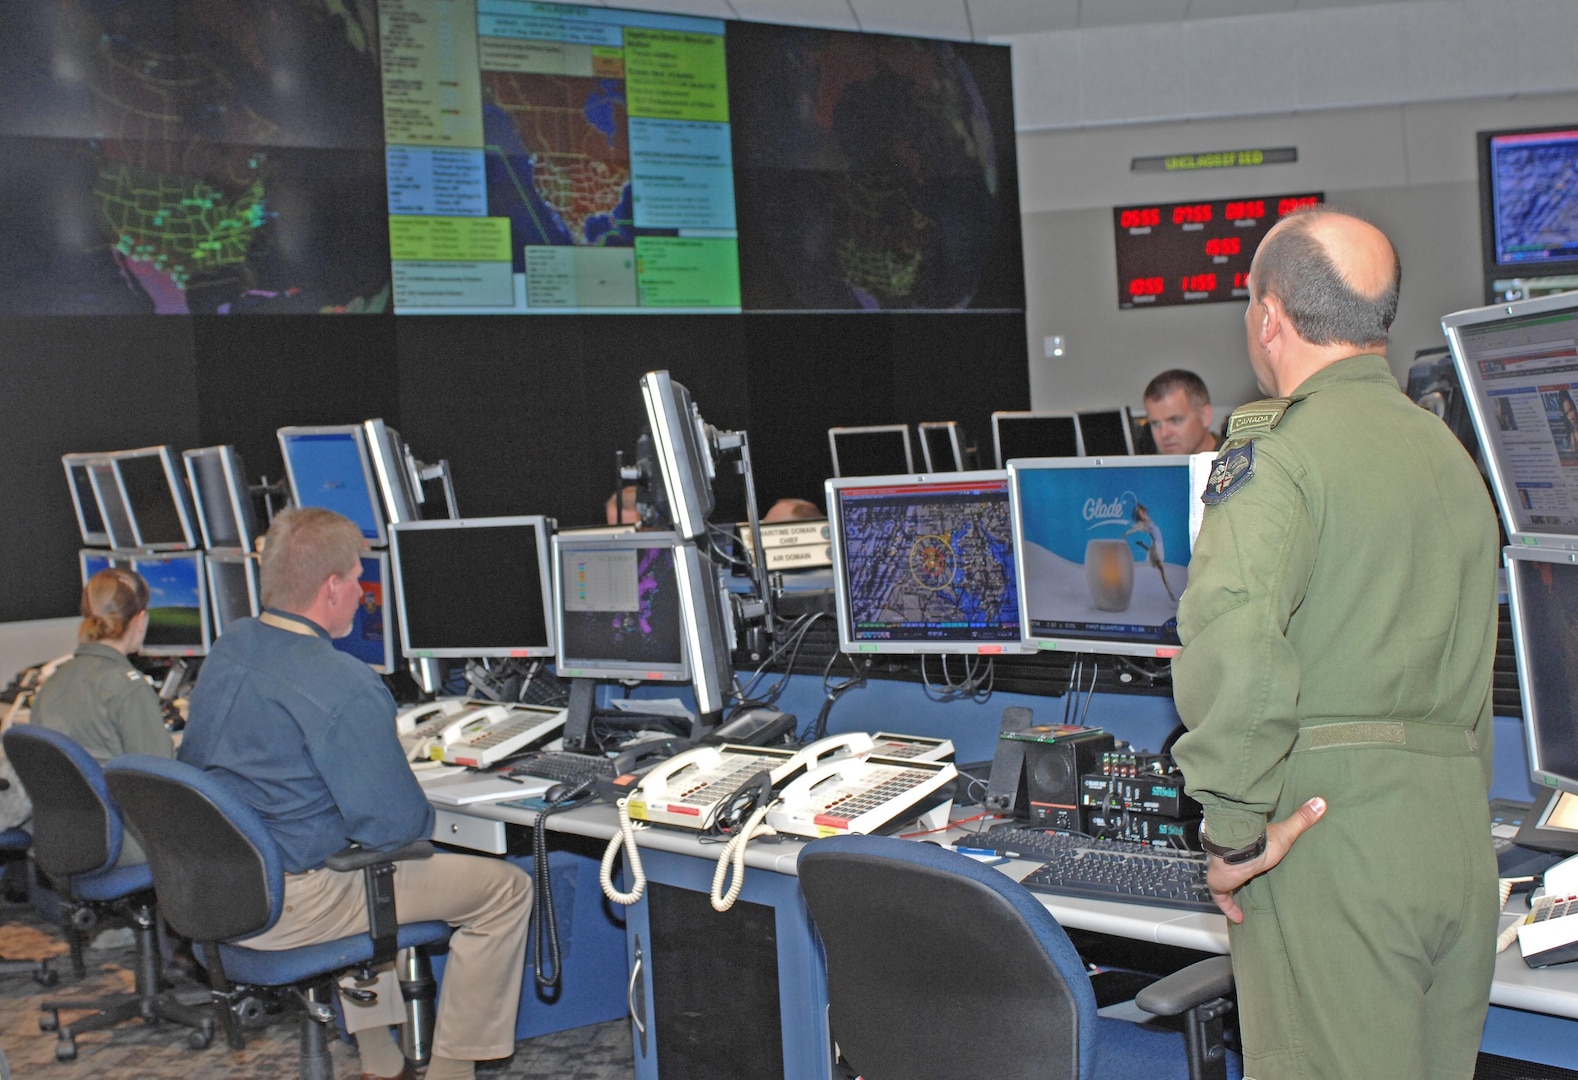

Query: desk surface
left=424, top=767, right=1578, bottom=1022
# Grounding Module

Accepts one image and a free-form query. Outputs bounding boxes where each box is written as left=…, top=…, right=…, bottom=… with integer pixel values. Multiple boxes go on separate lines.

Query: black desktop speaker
left=1023, top=730, right=1115, bottom=830
left=983, top=706, right=1034, bottom=816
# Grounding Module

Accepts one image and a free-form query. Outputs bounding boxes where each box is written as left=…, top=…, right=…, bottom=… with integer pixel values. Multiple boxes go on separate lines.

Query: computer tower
left=1021, top=729, right=1115, bottom=830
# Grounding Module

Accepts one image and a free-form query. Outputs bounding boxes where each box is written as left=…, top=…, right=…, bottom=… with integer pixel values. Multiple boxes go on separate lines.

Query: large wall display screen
left=0, top=1, right=1020, bottom=318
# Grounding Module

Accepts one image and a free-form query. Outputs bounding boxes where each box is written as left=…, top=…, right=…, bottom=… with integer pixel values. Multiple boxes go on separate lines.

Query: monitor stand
left=560, top=678, right=697, bottom=753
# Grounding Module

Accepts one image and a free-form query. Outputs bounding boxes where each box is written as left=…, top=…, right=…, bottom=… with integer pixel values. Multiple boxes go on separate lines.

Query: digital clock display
left=1114, top=192, right=1323, bottom=310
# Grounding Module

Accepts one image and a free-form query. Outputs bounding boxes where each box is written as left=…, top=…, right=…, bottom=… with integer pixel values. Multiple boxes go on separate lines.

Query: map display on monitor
left=827, top=472, right=1019, bottom=654
left=1485, top=128, right=1578, bottom=269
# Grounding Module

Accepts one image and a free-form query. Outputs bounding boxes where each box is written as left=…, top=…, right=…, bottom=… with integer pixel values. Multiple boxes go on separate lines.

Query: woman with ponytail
left=28, top=568, right=175, bottom=865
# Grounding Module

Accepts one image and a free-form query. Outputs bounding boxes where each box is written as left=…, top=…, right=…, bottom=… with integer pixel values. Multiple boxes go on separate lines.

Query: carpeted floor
left=0, top=903, right=634, bottom=1079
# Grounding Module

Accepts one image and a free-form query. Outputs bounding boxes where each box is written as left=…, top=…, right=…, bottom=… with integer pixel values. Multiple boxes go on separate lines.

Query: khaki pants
left=242, top=852, right=532, bottom=1062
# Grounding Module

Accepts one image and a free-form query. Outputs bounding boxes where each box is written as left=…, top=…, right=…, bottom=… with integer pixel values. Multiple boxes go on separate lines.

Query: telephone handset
left=397, top=698, right=474, bottom=767
left=766, top=755, right=959, bottom=839
left=433, top=703, right=567, bottom=768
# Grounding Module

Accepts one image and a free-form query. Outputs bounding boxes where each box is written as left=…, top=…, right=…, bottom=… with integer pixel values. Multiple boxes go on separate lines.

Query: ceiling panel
left=968, top=0, right=1081, bottom=39
left=1188, top=0, right=1297, bottom=17
left=850, top=0, right=973, bottom=40
left=727, top=0, right=862, bottom=31
left=1077, top=0, right=1191, bottom=30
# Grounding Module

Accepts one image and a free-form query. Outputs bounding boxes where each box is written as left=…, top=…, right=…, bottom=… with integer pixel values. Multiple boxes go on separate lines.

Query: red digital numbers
left=1129, top=277, right=1165, bottom=297
left=1277, top=195, right=1319, bottom=216
left=1204, top=237, right=1242, bottom=257
left=1233, top=272, right=1251, bottom=289
left=1181, top=274, right=1217, bottom=293
left=1173, top=204, right=1213, bottom=225
left=1224, top=200, right=1265, bottom=220
left=1120, top=208, right=1161, bottom=229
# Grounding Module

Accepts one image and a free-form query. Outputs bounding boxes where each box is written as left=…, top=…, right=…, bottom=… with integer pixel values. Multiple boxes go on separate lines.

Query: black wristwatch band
left=1200, top=832, right=1267, bottom=865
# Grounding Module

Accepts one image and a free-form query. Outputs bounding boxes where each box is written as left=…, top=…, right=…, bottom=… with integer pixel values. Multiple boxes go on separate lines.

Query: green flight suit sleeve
left=110, top=676, right=176, bottom=759
left=1170, top=437, right=1318, bottom=848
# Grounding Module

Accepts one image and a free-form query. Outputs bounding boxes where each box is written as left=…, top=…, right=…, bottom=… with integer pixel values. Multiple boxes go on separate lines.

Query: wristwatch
left=1199, top=831, right=1267, bottom=865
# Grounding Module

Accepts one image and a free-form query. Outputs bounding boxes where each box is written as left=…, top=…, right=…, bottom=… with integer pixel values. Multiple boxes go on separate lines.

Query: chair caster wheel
left=55, top=1038, right=77, bottom=1062
left=188, top=1025, right=213, bottom=1050
left=39, top=1011, right=58, bottom=1032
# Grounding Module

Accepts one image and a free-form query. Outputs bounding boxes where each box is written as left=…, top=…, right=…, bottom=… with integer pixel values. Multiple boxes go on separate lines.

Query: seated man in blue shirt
left=181, top=507, right=532, bottom=1080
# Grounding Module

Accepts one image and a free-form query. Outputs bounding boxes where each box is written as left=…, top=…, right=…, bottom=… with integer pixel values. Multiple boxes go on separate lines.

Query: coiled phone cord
left=709, top=802, right=777, bottom=912
left=600, top=797, right=648, bottom=906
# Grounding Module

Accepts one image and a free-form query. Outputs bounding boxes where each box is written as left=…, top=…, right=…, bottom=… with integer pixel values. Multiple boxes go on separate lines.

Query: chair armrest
left=1134, top=955, right=1235, bottom=1017
left=324, top=840, right=434, bottom=872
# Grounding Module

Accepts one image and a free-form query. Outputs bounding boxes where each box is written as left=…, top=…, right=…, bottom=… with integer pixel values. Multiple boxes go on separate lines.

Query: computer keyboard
left=954, top=826, right=1216, bottom=914
left=509, top=751, right=617, bottom=787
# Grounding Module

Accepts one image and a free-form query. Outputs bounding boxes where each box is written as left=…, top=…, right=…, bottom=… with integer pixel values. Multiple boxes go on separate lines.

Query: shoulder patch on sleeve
left=1201, top=442, right=1255, bottom=504
left=1223, top=397, right=1293, bottom=440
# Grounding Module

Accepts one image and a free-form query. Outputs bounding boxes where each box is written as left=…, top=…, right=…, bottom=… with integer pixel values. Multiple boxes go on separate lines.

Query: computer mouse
left=545, top=784, right=568, bottom=803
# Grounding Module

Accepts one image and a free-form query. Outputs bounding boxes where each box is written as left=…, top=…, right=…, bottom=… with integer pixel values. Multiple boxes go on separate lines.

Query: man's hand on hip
left=1207, top=797, right=1327, bottom=924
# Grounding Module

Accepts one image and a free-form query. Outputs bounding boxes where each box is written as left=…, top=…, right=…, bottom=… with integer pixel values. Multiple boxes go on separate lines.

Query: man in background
left=1143, top=369, right=1219, bottom=454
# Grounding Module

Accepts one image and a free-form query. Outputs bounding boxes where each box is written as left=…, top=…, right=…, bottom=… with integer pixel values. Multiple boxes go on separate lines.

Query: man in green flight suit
left=1170, top=206, right=1500, bottom=1080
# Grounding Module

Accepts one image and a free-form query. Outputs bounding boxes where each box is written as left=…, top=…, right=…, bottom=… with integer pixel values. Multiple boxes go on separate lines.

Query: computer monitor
left=329, top=551, right=396, bottom=674
left=1011, top=455, right=1197, bottom=658
left=183, top=445, right=260, bottom=552
left=278, top=425, right=389, bottom=545
left=1504, top=546, right=1578, bottom=813
left=918, top=421, right=965, bottom=472
left=829, top=425, right=914, bottom=478
left=87, top=458, right=138, bottom=550
left=824, top=471, right=1020, bottom=655
left=552, top=530, right=691, bottom=683
left=641, top=370, right=715, bottom=541
left=78, top=549, right=132, bottom=585
left=63, top=454, right=110, bottom=546
left=363, top=418, right=421, bottom=528
left=128, top=550, right=211, bottom=658
left=1076, top=409, right=1135, bottom=456
left=390, top=516, right=555, bottom=659
left=205, top=551, right=261, bottom=636
left=1479, top=125, right=1578, bottom=299
left=991, top=411, right=1081, bottom=467
left=110, top=446, right=198, bottom=550
left=1443, top=290, right=1578, bottom=549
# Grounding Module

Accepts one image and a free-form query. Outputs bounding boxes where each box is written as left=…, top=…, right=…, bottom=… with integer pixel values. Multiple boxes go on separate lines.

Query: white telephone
left=766, top=755, right=959, bottom=839
left=421, top=702, right=567, bottom=768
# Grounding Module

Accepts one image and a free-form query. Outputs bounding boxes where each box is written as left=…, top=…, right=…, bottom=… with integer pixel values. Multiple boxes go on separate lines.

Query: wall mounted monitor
left=1010, top=456, right=1197, bottom=658
left=183, top=445, right=259, bottom=552
left=825, top=471, right=1019, bottom=655
left=63, top=454, right=111, bottom=547
left=328, top=551, right=396, bottom=674
left=641, top=370, right=715, bottom=540
left=1505, top=547, right=1578, bottom=812
left=78, top=549, right=132, bottom=586
left=278, top=426, right=388, bottom=546
left=918, top=422, right=965, bottom=473
left=829, top=425, right=914, bottom=478
left=127, top=551, right=211, bottom=658
left=552, top=530, right=691, bottom=684
left=1443, top=290, right=1578, bottom=549
left=109, top=446, right=198, bottom=550
left=206, top=552, right=261, bottom=637
left=1076, top=409, right=1135, bottom=456
left=1479, top=126, right=1578, bottom=300
left=991, top=411, right=1081, bottom=467
left=391, top=516, right=555, bottom=660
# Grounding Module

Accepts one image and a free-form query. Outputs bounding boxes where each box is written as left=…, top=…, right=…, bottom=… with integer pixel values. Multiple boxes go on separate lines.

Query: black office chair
left=1, top=725, right=213, bottom=1061
left=104, top=754, right=451, bottom=1080
left=797, top=834, right=1240, bottom=1080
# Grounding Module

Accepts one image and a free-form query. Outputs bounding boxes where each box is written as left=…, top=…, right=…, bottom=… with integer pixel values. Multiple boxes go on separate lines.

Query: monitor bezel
left=991, top=411, right=1083, bottom=468
left=640, top=371, right=715, bottom=540
left=828, top=424, right=915, bottom=478
left=551, top=529, right=694, bottom=683
left=1010, top=454, right=1197, bottom=659
left=204, top=550, right=261, bottom=636
left=363, top=418, right=421, bottom=528
left=108, top=445, right=198, bottom=551
left=1478, top=125, right=1578, bottom=292
left=390, top=515, right=557, bottom=660
left=1503, top=544, right=1578, bottom=800
left=917, top=421, right=964, bottom=472
left=128, top=549, right=212, bottom=658
left=824, top=469, right=1020, bottom=657
left=87, top=458, right=138, bottom=550
left=1443, top=290, right=1578, bottom=551
left=1076, top=408, right=1136, bottom=456
left=183, top=445, right=259, bottom=552
left=63, top=454, right=111, bottom=547
left=78, top=548, right=133, bottom=586
left=277, top=424, right=390, bottom=546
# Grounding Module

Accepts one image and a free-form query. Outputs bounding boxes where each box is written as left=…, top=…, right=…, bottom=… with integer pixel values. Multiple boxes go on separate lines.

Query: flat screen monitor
left=363, top=418, right=420, bottom=528
left=825, top=471, right=1020, bottom=655
left=183, top=445, right=259, bottom=552
left=128, top=550, right=211, bottom=658
left=110, top=446, right=197, bottom=550
left=206, top=552, right=261, bottom=636
left=1504, top=546, right=1578, bottom=805
left=87, top=459, right=137, bottom=550
left=829, top=425, right=914, bottom=478
left=1077, top=409, right=1135, bottom=456
left=918, top=422, right=965, bottom=472
left=391, top=516, right=555, bottom=659
left=278, top=426, right=388, bottom=545
left=992, top=411, right=1081, bottom=467
left=329, top=552, right=395, bottom=674
left=641, top=371, right=715, bottom=540
left=78, top=549, right=132, bottom=586
left=1443, top=290, right=1578, bottom=549
left=1479, top=126, right=1578, bottom=295
left=63, top=454, right=110, bottom=546
left=552, top=530, right=690, bottom=683
left=1011, top=456, right=1197, bottom=658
